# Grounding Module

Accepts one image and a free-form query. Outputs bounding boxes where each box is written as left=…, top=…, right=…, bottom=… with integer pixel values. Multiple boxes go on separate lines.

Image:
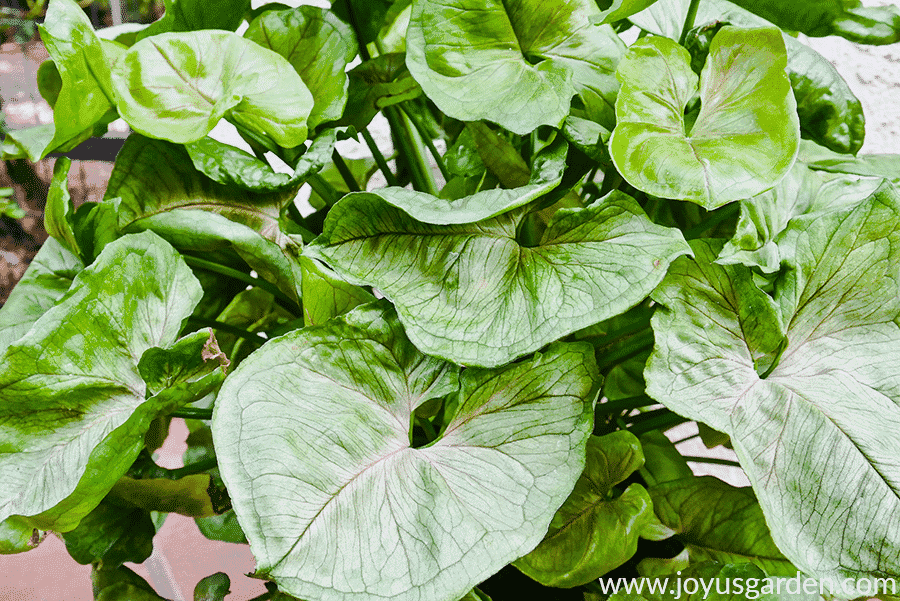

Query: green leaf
left=406, top=0, right=624, bottom=134
left=92, top=565, right=172, bottom=601
left=300, top=256, right=374, bottom=326
left=96, top=22, right=148, bottom=47
left=639, top=430, right=692, bottom=488
left=363, top=137, right=566, bottom=224
left=138, top=0, right=249, bottom=40
left=138, top=328, right=228, bottom=403
left=593, top=0, right=661, bottom=24
left=562, top=116, right=612, bottom=167
left=339, top=53, right=423, bottom=132
left=650, top=476, right=795, bottom=577
left=0, top=238, right=83, bottom=352
left=212, top=302, right=598, bottom=601
left=0, top=188, right=24, bottom=220
left=36, top=59, right=62, bottom=107
left=609, top=26, right=799, bottom=209
left=466, top=122, right=531, bottom=188
left=645, top=184, right=900, bottom=582
left=717, top=161, right=883, bottom=272
left=13, top=0, right=118, bottom=161
left=0, top=516, right=44, bottom=554
left=185, top=129, right=336, bottom=192
left=515, top=431, right=654, bottom=586
left=0, top=232, right=203, bottom=531
left=60, top=500, right=155, bottom=568
left=786, top=41, right=865, bottom=156
left=331, top=0, right=392, bottom=45
left=727, top=0, right=900, bottom=44
left=0, top=124, right=55, bottom=162
left=630, top=0, right=866, bottom=155
left=43, top=156, right=80, bottom=257
left=112, top=31, right=312, bottom=146
left=307, top=191, right=690, bottom=367
left=194, top=572, right=231, bottom=601
left=107, top=474, right=224, bottom=518
left=244, top=6, right=355, bottom=130
left=107, top=134, right=303, bottom=304
left=800, top=139, right=900, bottom=181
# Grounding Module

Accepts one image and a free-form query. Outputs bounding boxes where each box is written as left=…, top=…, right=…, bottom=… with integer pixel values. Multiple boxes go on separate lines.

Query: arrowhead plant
left=2, top=0, right=899, bottom=599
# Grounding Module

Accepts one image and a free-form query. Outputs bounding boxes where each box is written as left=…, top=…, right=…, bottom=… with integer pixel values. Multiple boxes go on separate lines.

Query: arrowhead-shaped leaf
left=307, top=191, right=690, bottom=367
left=515, top=431, right=654, bottom=586
left=185, top=130, right=336, bottom=192
left=406, top=0, right=624, bottom=134
left=728, top=0, right=900, bottom=44
left=629, top=0, right=866, bottom=156
left=800, top=139, right=900, bottom=181
left=245, top=6, right=356, bottom=130
left=112, top=30, right=312, bottom=146
left=717, top=160, right=883, bottom=272
left=106, top=134, right=303, bottom=304
left=338, top=53, right=423, bottom=131
left=212, top=302, right=599, bottom=601
left=137, top=0, right=249, bottom=40
left=650, top=476, right=795, bottom=577
left=60, top=499, right=155, bottom=568
left=609, top=26, right=799, bottom=209
left=646, top=184, right=900, bottom=581
left=6, top=0, right=119, bottom=161
left=0, top=232, right=206, bottom=531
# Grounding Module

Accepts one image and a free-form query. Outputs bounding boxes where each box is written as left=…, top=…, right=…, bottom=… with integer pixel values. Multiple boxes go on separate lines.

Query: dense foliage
left=2, top=0, right=900, bottom=599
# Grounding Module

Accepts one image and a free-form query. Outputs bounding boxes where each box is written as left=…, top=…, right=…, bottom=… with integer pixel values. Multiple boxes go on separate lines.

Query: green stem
left=679, top=0, right=703, bottom=46
left=401, top=104, right=450, bottom=183
left=628, top=411, right=689, bottom=436
left=331, top=149, right=361, bottom=192
left=684, top=201, right=739, bottom=239
left=384, top=105, right=438, bottom=195
left=188, top=316, right=265, bottom=344
left=170, top=407, right=214, bottom=420
left=308, top=172, right=342, bottom=207
left=169, top=458, right=219, bottom=479
left=361, top=127, right=399, bottom=186
left=626, top=407, right=675, bottom=425
left=595, top=395, right=658, bottom=415
left=417, top=415, right=437, bottom=441
left=596, top=330, right=655, bottom=371
left=285, top=201, right=317, bottom=242
left=681, top=455, right=742, bottom=467
left=182, top=256, right=300, bottom=315
left=585, top=318, right=653, bottom=349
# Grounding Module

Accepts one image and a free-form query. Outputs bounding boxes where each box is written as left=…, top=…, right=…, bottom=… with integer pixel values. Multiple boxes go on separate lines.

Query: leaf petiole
left=331, top=149, right=361, bottom=192
left=679, top=0, right=703, bottom=46
left=170, top=407, right=214, bottom=420
left=181, top=255, right=301, bottom=316
left=361, top=127, right=399, bottom=186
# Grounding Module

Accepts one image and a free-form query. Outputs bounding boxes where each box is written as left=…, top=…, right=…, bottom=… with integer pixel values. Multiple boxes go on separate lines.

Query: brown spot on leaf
left=202, top=329, right=230, bottom=371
